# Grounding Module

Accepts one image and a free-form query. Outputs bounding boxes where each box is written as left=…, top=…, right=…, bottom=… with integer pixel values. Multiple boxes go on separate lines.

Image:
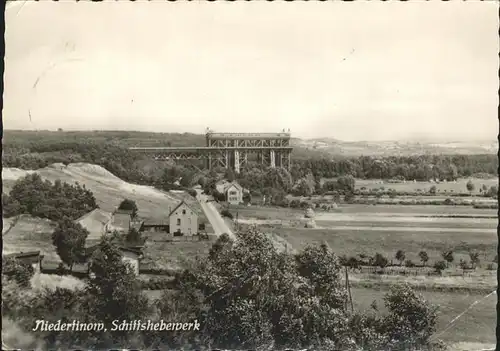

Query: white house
left=168, top=201, right=198, bottom=236
left=216, top=180, right=244, bottom=205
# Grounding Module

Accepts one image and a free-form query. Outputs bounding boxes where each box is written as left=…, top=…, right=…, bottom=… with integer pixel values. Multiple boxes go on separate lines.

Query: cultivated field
left=235, top=204, right=497, bottom=265
left=230, top=202, right=498, bottom=345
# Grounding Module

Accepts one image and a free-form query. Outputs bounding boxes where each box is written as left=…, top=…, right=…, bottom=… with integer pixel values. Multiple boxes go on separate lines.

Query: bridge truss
left=130, top=131, right=293, bottom=173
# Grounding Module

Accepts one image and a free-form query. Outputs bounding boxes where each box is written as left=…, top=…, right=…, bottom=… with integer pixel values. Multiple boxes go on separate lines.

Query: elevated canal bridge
left=129, top=130, right=293, bottom=173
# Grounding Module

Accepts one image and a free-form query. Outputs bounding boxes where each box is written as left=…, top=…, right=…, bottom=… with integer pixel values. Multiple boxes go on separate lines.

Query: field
left=235, top=204, right=497, bottom=265
left=351, top=287, right=496, bottom=345
left=229, top=202, right=498, bottom=345
left=354, top=177, right=498, bottom=195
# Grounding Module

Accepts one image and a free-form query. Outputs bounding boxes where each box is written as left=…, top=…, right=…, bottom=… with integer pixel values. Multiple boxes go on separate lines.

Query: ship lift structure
left=129, top=128, right=293, bottom=173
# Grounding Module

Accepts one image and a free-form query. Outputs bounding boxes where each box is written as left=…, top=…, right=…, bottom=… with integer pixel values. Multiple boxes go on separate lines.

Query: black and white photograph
left=2, top=1, right=499, bottom=350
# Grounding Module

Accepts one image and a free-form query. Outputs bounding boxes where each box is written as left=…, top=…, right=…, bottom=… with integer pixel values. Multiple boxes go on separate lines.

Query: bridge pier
left=270, top=150, right=275, bottom=168
left=234, top=150, right=240, bottom=174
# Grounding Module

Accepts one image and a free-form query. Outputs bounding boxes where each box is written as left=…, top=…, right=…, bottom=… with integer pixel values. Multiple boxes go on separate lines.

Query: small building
left=168, top=201, right=198, bottom=236
left=76, top=208, right=113, bottom=240
left=119, top=247, right=143, bottom=275
left=216, top=180, right=244, bottom=205
left=85, top=245, right=143, bottom=276
left=108, top=209, right=132, bottom=234
left=3, top=251, right=44, bottom=273
left=141, top=218, right=170, bottom=232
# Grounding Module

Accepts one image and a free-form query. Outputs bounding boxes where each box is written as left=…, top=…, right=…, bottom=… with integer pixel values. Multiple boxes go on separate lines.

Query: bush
left=6, top=174, right=97, bottom=221
left=372, top=253, right=388, bottom=268
left=433, top=261, right=447, bottom=274
left=2, top=258, right=35, bottom=288
left=404, top=260, right=416, bottom=268
left=220, top=209, right=233, bottom=219
left=187, top=189, right=198, bottom=198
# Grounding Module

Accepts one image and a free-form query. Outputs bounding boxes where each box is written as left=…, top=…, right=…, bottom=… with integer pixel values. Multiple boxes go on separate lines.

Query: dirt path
left=196, top=191, right=235, bottom=239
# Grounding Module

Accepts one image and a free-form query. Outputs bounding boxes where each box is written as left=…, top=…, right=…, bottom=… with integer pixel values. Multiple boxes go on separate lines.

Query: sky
left=3, top=1, right=499, bottom=141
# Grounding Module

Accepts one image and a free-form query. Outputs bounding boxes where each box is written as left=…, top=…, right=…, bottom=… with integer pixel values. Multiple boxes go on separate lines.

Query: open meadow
left=353, top=177, right=498, bottom=194
left=234, top=204, right=497, bottom=266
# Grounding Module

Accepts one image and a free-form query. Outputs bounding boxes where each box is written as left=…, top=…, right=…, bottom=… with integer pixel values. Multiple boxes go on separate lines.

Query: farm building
left=216, top=180, right=245, bottom=205
left=168, top=201, right=198, bottom=236
left=85, top=244, right=143, bottom=275
left=108, top=209, right=133, bottom=233
left=3, top=251, right=44, bottom=273
left=76, top=208, right=113, bottom=240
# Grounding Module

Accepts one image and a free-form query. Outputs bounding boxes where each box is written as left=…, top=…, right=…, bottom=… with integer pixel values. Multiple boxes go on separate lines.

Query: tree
left=125, top=228, right=144, bottom=245
left=336, top=175, right=356, bottom=194
left=2, top=257, right=35, bottom=288
left=382, top=284, right=439, bottom=350
left=466, top=180, right=475, bottom=195
left=441, top=250, right=454, bottom=268
left=418, top=251, right=429, bottom=266
left=164, top=228, right=353, bottom=350
left=52, top=218, right=89, bottom=272
left=82, top=236, right=150, bottom=348
left=429, top=185, right=437, bottom=195
left=224, top=168, right=236, bottom=182
left=487, top=186, right=498, bottom=199
left=372, top=253, right=388, bottom=268
left=118, top=199, right=138, bottom=218
left=459, top=259, right=468, bottom=274
left=433, top=261, right=447, bottom=275
left=395, top=250, right=406, bottom=266
left=469, top=251, right=480, bottom=269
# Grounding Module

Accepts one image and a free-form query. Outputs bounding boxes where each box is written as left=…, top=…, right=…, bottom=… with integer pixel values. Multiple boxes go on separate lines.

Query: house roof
left=4, top=251, right=42, bottom=259
left=225, top=182, right=243, bottom=191
left=76, top=208, right=113, bottom=237
left=85, top=245, right=142, bottom=259
left=3, top=251, right=43, bottom=265
left=168, top=200, right=195, bottom=216
left=109, top=213, right=131, bottom=231
left=115, top=208, right=134, bottom=215
left=118, top=246, right=143, bottom=257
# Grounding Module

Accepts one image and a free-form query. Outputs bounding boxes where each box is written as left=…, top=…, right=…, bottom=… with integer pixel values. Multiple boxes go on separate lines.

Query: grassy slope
left=2, top=163, right=202, bottom=222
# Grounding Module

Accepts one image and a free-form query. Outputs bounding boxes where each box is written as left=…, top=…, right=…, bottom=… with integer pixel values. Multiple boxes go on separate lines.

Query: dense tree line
left=2, top=229, right=443, bottom=350
left=3, top=139, right=497, bottom=186
left=293, top=154, right=498, bottom=181
left=2, top=174, right=97, bottom=221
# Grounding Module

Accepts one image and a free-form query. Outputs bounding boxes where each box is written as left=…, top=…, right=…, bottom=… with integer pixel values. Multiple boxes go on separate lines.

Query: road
left=195, top=190, right=235, bottom=239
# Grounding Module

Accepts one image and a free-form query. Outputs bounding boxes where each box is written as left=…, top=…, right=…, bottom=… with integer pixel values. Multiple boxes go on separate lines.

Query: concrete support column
left=270, top=150, right=276, bottom=168
left=207, top=154, right=212, bottom=170
left=225, top=150, right=229, bottom=168
left=234, top=150, right=240, bottom=174
left=288, top=151, right=291, bottom=170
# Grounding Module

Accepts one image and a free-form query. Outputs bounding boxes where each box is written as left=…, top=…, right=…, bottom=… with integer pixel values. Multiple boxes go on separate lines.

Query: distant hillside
left=293, top=138, right=498, bottom=157
left=3, top=130, right=497, bottom=158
